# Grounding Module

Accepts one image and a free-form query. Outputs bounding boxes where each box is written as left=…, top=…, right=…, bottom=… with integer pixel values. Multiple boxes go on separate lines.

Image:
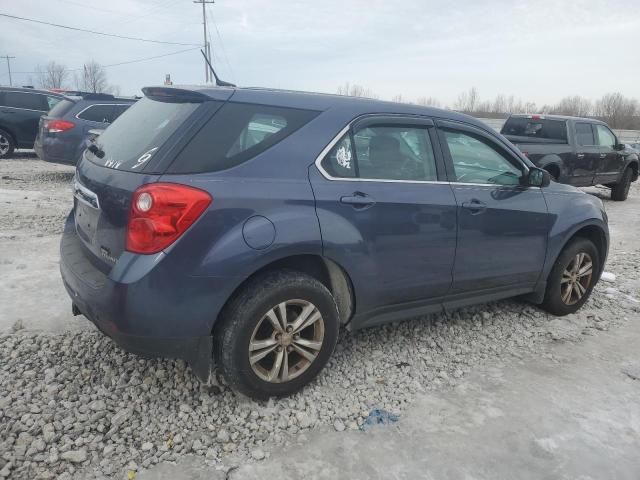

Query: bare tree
left=454, top=87, right=479, bottom=112
left=551, top=96, right=592, bottom=117
left=594, top=92, right=638, bottom=129
left=392, top=94, right=408, bottom=103
left=336, top=82, right=377, bottom=99
left=75, top=60, right=112, bottom=93
left=37, top=61, right=69, bottom=89
left=416, top=96, right=441, bottom=108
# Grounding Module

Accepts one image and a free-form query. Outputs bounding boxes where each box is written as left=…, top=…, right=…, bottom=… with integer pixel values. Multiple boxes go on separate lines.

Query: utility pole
left=193, top=0, right=215, bottom=83
left=2, top=55, right=15, bottom=86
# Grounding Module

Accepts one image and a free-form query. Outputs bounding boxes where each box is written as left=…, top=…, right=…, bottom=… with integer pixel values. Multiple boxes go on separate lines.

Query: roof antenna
left=201, top=49, right=235, bottom=87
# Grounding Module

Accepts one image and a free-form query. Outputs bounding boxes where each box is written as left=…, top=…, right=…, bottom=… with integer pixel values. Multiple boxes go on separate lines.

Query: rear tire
left=540, top=238, right=600, bottom=316
left=611, top=167, right=633, bottom=201
left=214, top=270, right=339, bottom=400
left=0, top=129, right=15, bottom=159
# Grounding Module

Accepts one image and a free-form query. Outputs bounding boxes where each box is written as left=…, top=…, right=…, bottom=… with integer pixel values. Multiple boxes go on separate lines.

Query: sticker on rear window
left=336, top=144, right=352, bottom=169
left=131, top=147, right=159, bottom=169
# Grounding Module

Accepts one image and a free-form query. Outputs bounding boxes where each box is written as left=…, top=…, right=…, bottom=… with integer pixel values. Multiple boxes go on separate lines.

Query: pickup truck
left=501, top=114, right=639, bottom=201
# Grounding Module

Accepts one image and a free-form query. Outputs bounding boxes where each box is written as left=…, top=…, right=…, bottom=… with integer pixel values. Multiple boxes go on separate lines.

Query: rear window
left=48, top=98, right=76, bottom=118
left=168, top=102, right=320, bottom=173
left=501, top=117, right=568, bottom=143
left=85, top=97, right=199, bottom=171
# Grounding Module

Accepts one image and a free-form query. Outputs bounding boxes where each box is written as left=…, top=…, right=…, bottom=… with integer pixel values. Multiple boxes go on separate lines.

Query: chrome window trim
left=314, top=122, right=538, bottom=188
left=75, top=103, right=131, bottom=122
left=0, top=105, right=47, bottom=113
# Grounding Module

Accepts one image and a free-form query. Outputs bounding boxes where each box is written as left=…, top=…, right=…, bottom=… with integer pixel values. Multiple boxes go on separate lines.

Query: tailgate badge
left=100, top=246, right=117, bottom=264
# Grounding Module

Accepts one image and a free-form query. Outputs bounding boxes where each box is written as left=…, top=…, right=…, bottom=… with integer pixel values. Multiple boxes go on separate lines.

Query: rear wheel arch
left=213, top=254, right=355, bottom=332
left=0, top=125, right=17, bottom=143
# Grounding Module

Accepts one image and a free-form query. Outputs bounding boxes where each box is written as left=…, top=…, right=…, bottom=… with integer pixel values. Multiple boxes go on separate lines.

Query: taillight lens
left=126, top=183, right=212, bottom=254
left=45, top=119, right=76, bottom=133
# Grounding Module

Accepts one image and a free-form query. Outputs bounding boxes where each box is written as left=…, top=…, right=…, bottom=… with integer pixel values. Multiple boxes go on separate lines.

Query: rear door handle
left=461, top=199, right=487, bottom=215
left=577, top=153, right=585, bottom=159
left=340, top=192, right=376, bottom=209
left=599, top=153, right=607, bottom=158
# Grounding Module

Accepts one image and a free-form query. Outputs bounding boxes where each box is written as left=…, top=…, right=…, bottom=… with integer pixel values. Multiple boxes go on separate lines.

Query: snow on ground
left=1, top=155, right=639, bottom=479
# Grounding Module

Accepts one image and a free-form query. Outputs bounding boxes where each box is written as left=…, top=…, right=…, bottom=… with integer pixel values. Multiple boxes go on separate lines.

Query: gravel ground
left=1, top=156, right=639, bottom=479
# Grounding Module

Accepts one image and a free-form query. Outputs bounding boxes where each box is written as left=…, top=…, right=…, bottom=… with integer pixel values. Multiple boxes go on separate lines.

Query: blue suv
left=61, top=86, right=609, bottom=399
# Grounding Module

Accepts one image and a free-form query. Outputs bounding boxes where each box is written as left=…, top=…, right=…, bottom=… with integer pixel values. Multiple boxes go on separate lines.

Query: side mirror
left=614, top=143, right=625, bottom=151
left=528, top=167, right=551, bottom=188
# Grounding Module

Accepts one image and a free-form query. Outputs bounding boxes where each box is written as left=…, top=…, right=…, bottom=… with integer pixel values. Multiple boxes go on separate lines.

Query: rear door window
left=77, top=104, right=115, bottom=123
left=575, top=123, right=595, bottom=146
left=501, top=117, right=568, bottom=143
left=168, top=102, right=319, bottom=173
left=2, top=91, right=49, bottom=111
left=85, top=97, right=201, bottom=171
left=321, top=125, right=438, bottom=181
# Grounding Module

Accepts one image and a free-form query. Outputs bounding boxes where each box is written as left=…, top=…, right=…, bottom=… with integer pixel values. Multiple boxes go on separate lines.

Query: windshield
left=85, top=97, right=199, bottom=172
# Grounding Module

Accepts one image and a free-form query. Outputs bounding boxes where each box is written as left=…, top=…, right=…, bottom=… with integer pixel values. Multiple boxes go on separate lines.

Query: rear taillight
left=126, top=183, right=212, bottom=254
left=45, top=119, right=75, bottom=133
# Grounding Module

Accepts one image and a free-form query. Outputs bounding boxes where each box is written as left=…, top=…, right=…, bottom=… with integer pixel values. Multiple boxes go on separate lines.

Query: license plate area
left=73, top=178, right=101, bottom=243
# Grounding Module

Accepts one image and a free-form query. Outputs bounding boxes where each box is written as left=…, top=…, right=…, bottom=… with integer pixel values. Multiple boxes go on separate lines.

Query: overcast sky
left=1, top=0, right=639, bottom=106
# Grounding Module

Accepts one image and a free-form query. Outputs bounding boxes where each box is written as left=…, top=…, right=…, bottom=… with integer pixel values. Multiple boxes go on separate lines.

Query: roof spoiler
left=141, top=87, right=212, bottom=103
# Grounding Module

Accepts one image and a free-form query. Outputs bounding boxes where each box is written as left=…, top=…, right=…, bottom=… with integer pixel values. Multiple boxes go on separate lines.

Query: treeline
left=32, top=60, right=120, bottom=95
left=335, top=83, right=640, bottom=130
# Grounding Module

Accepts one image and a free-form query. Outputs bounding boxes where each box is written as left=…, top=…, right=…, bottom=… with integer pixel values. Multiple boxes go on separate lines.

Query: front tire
left=540, top=238, right=600, bottom=316
left=214, top=271, right=339, bottom=400
left=611, top=167, right=633, bottom=201
left=0, top=129, right=15, bottom=159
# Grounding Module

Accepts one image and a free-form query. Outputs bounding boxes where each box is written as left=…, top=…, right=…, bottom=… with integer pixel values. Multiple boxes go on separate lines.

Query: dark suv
left=0, top=87, right=65, bottom=158
left=35, top=93, right=136, bottom=165
left=61, top=86, right=609, bottom=399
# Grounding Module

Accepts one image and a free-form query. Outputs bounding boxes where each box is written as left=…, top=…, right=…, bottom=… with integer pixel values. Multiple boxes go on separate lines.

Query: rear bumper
left=59, top=214, right=226, bottom=381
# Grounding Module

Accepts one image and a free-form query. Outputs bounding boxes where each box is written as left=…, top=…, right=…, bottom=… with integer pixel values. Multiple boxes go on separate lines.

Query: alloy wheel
left=560, top=252, right=593, bottom=305
left=248, top=299, right=325, bottom=383
left=0, top=135, right=9, bottom=156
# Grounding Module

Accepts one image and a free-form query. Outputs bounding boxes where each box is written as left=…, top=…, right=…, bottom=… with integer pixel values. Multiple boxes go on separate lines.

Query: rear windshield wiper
left=87, top=140, right=105, bottom=159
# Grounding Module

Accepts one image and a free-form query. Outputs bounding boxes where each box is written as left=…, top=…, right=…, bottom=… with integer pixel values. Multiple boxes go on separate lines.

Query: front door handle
left=599, top=153, right=607, bottom=158
left=461, top=199, right=487, bottom=215
left=340, top=192, right=376, bottom=209
left=577, top=153, right=585, bottom=159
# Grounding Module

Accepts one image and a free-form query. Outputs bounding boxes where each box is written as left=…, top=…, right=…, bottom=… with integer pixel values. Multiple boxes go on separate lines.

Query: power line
left=0, top=12, right=200, bottom=47
left=209, top=8, right=236, bottom=84
left=1, top=48, right=201, bottom=77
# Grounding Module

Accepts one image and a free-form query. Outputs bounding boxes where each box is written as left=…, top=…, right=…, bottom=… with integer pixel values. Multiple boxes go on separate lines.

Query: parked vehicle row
left=501, top=114, right=639, bottom=201
left=62, top=85, right=609, bottom=399
left=35, top=93, right=135, bottom=164
left=0, top=86, right=135, bottom=162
